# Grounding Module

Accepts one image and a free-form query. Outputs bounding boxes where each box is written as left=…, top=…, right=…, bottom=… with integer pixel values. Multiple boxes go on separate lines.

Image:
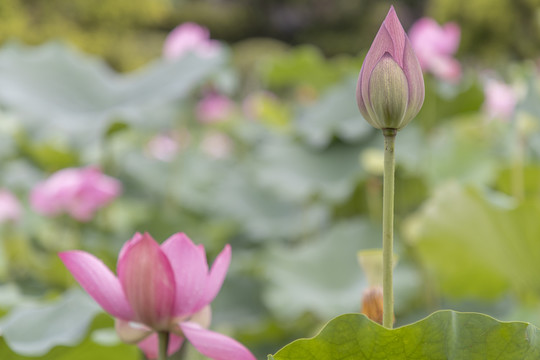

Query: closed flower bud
left=356, top=6, right=424, bottom=131
left=361, top=286, right=385, bottom=324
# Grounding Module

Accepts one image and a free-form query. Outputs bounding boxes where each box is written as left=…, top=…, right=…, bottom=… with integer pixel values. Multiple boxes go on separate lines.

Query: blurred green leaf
left=263, top=219, right=380, bottom=320
left=272, top=311, right=540, bottom=359
left=401, top=118, right=500, bottom=187
left=0, top=289, right=101, bottom=356
left=0, top=42, right=224, bottom=144
left=260, top=46, right=356, bottom=91
left=254, top=138, right=365, bottom=203
left=496, top=165, right=540, bottom=199
left=405, top=184, right=540, bottom=299
left=0, top=335, right=139, bottom=360
left=295, top=76, right=373, bottom=147
left=416, top=78, right=484, bottom=129
left=213, top=164, right=329, bottom=241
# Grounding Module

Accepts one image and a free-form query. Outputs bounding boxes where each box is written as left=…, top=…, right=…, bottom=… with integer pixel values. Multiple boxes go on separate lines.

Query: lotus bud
left=356, top=6, right=424, bottom=132
left=361, top=286, right=384, bottom=324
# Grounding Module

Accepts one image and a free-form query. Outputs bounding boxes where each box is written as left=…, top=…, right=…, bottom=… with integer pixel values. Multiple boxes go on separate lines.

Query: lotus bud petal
left=357, top=6, right=424, bottom=131
left=361, top=286, right=385, bottom=325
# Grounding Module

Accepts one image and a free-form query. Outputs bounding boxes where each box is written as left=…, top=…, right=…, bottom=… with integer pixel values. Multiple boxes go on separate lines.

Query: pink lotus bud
left=409, top=18, right=461, bottom=82
left=163, top=22, right=220, bottom=60
left=483, top=79, right=517, bottom=121
left=356, top=6, right=425, bottom=131
left=30, top=166, right=121, bottom=222
left=0, top=190, right=21, bottom=223
left=196, top=93, right=235, bottom=123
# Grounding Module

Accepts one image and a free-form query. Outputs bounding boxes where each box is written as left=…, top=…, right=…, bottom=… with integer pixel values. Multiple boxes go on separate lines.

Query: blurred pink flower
left=483, top=79, right=517, bottom=120
left=201, top=133, right=233, bottom=159
left=163, top=22, right=220, bottom=60
left=60, top=232, right=255, bottom=360
left=196, top=93, right=235, bottom=123
left=0, top=190, right=21, bottom=223
left=409, top=18, right=461, bottom=82
left=147, top=134, right=179, bottom=162
left=30, top=166, right=121, bottom=222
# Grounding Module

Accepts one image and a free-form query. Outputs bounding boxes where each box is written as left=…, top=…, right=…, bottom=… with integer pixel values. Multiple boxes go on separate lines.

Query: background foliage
left=1, top=0, right=539, bottom=70
left=0, top=0, right=539, bottom=359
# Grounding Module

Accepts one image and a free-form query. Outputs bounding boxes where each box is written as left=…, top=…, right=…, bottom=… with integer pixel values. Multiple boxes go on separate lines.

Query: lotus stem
left=382, top=128, right=396, bottom=329
left=158, top=331, right=169, bottom=360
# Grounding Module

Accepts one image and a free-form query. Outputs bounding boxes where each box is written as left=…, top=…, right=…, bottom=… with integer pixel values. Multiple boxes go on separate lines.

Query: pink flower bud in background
left=0, top=190, right=21, bottom=224
left=483, top=79, right=518, bottom=120
left=59, top=232, right=256, bottom=360
left=30, top=166, right=121, bottom=222
left=356, top=6, right=425, bottom=131
left=163, top=22, right=220, bottom=60
left=409, top=17, right=461, bottom=82
left=196, top=93, right=235, bottom=124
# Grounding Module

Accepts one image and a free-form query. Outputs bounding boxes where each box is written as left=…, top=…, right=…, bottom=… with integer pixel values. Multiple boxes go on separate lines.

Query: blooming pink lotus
left=356, top=6, right=424, bottom=131
left=30, top=166, right=121, bottom=222
left=59, top=232, right=256, bottom=360
left=163, top=22, right=220, bottom=60
left=196, top=93, right=235, bottom=123
left=483, top=79, right=517, bottom=120
left=409, top=17, right=461, bottom=82
left=0, top=189, right=21, bottom=223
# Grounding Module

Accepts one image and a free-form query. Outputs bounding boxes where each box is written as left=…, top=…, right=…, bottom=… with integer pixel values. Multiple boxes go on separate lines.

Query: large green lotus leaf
left=0, top=289, right=101, bottom=356
left=396, top=118, right=499, bottom=187
left=212, top=162, right=329, bottom=241
left=270, top=311, right=540, bottom=360
left=0, top=42, right=224, bottom=144
left=405, top=183, right=540, bottom=299
left=263, top=220, right=381, bottom=320
left=294, top=76, right=373, bottom=148
left=254, top=138, right=365, bottom=203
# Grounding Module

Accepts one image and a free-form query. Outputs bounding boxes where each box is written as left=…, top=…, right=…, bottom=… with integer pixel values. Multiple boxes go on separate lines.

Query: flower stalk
left=356, top=6, right=425, bottom=329
left=382, top=129, right=396, bottom=328
left=158, top=331, right=169, bottom=360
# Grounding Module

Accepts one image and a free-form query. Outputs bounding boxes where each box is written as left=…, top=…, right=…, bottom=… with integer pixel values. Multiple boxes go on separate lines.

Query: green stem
left=382, top=129, right=396, bottom=329
left=158, top=331, right=169, bottom=360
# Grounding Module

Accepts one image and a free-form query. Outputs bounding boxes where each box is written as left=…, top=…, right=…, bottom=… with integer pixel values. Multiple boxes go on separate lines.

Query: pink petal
left=402, top=39, right=425, bottom=121
left=181, top=322, right=256, bottom=360
left=408, top=17, right=461, bottom=80
left=117, top=233, right=176, bottom=329
left=196, top=93, right=234, bottom=123
left=30, top=168, right=81, bottom=216
left=137, top=333, right=184, bottom=359
left=117, top=232, right=142, bottom=265
left=59, top=251, right=133, bottom=320
left=381, top=7, right=405, bottom=67
left=195, top=244, right=231, bottom=312
left=439, top=23, right=460, bottom=55
left=0, top=190, right=21, bottom=223
left=428, top=56, right=461, bottom=82
left=68, top=167, right=121, bottom=221
left=163, top=22, right=218, bottom=60
left=161, top=233, right=209, bottom=316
